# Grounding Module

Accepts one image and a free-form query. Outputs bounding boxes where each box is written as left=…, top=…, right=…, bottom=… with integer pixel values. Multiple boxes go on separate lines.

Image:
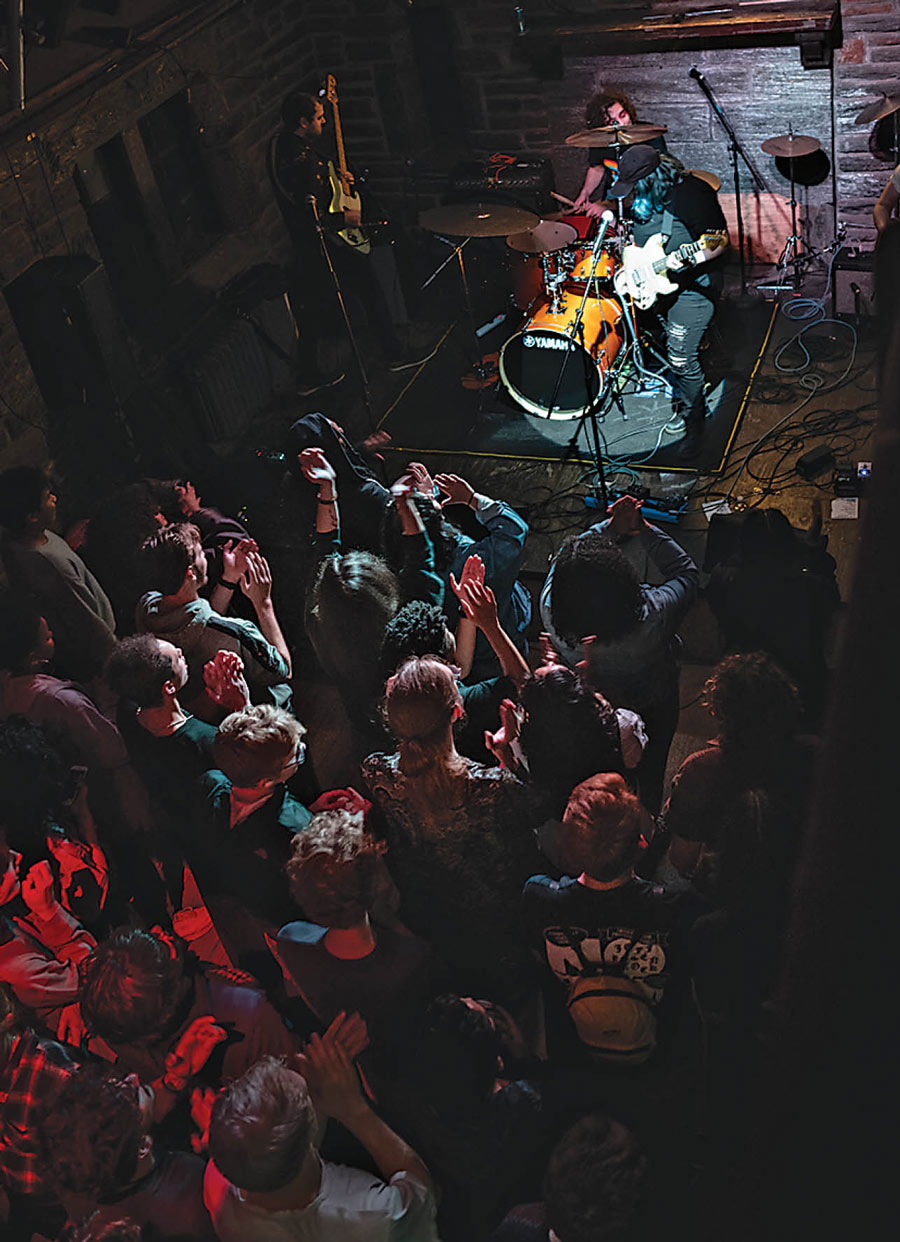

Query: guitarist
left=270, top=90, right=428, bottom=386
left=609, top=145, right=728, bottom=461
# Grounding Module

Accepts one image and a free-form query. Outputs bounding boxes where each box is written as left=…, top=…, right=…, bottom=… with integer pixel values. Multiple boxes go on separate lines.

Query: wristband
left=219, top=578, right=240, bottom=589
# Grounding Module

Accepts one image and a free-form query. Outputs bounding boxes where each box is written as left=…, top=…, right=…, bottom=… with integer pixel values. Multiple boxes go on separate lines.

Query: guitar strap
left=661, top=208, right=674, bottom=246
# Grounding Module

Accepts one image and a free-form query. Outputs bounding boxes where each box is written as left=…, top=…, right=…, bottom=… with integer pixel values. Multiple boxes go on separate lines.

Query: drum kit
left=419, top=121, right=669, bottom=422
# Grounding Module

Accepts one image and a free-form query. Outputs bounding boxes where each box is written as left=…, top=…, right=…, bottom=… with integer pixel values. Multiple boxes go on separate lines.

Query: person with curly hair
left=40, top=1064, right=216, bottom=1239
left=78, top=926, right=295, bottom=1099
left=572, top=87, right=668, bottom=218
left=540, top=496, right=698, bottom=814
left=276, top=808, right=435, bottom=1063
left=494, top=1112, right=647, bottom=1242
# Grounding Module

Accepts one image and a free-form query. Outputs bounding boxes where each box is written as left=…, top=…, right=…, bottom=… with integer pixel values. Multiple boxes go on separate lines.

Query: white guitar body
left=327, top=162, right=370, bottom=254
left=615, top=230, right=728, bottom=310
left=615, top=233, right=678, bottom=309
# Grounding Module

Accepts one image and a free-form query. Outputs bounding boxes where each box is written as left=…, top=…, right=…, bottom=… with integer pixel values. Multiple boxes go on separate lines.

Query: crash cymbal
left=761, top=133, right=821, bottom=159
left=506, top=220, right=578, bottom=253
left=419, top=202, right=540, bottom=237
left=855, top=93, right=900, bottom=125
left=564, top=122, right=668, bottom=149
left=688, top=169, right=722, bottom=192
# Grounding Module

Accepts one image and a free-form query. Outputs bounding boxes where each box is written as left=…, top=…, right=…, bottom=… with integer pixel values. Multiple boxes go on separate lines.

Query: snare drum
left=499, top=291, right=626, bottom=419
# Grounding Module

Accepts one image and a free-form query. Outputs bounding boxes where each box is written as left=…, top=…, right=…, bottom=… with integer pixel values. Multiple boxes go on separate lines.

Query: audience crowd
left=0, top=427, right=829, bottom=1241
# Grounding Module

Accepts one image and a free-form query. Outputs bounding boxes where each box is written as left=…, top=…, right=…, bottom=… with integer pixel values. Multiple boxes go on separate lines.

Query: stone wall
left=1, top=0, right=897, bottom=468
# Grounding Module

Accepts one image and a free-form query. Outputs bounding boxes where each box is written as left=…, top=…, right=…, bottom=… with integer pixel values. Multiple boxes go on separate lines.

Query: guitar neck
left=651, top=238, right=704, bottom=275
left=331, top=98, right=349, bottom=179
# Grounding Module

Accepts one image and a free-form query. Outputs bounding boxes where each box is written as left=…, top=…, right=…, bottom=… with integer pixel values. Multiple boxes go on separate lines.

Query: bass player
left=269, top=89, right=431, bottom=391
left=609, top=145, right=728, bottom=461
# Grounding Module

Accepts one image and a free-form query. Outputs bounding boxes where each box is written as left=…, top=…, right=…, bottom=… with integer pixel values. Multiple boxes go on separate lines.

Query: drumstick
left=551, top=191, right=579, bottom=209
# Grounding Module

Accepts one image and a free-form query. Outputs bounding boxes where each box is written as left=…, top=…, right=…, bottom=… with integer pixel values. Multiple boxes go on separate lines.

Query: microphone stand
left=689, top=68, right=768, bottom=298
left=308, top=194, right=376, bottom=432
left=546, top=213, right=614, bottom=420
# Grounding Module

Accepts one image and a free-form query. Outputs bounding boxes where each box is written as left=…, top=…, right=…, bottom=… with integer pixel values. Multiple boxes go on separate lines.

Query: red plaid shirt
left=0, top=1027, right=74, bottom=1198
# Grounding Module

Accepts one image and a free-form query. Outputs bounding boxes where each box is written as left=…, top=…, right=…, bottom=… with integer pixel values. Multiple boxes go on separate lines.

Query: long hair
left=520, top=667, right=623, bottom=815
left=633, top=153, right=685, bottom=216
left=310, top=550, right=400, bottom=697
left=384, top=657, right=464, bottom=785
left=706, top=652, right=801, bottom=773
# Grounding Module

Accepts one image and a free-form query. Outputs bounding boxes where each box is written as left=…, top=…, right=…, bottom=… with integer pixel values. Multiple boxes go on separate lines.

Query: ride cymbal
left=506, top=220, right=578, bottom=253
left=564, top=122, right=668, bottom=148
left=855, top=94, right=900, bottom=125
left=761, top=133, right=821, bottom=158
left=419, top=202, right=540, bottom=237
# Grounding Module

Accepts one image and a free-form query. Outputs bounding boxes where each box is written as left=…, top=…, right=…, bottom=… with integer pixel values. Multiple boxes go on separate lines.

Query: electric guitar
left=324, top=74, right=370, bottom=254
left=615, top=231, right=728, bottom=310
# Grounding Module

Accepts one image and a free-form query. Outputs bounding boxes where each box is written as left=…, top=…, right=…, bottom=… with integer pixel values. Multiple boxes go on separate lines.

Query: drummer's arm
left=874, top=178, right=900, bottom=234
left=574, top=164, right=605, bottom=209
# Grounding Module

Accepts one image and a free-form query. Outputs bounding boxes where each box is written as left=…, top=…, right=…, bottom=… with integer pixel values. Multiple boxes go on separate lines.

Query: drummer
left=573, top=89, right=668, bottom=219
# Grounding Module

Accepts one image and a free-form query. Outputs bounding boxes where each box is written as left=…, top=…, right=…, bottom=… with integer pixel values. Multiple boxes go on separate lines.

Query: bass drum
left=499, top=291, right=625, bottom=419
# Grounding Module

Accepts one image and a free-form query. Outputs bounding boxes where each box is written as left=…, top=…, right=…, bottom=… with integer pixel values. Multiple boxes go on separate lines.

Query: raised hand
left=434, top=472, right=475, bottom=508
left=294, top=1028, right=366, bottom=1125
left=406, top=461, right=436, bottom=499
left=165, top=1015, right=228, bottom=1088
left=456, top=578, right=499, bottom=632
left=221, top=537, right=258, bottom=584
left=449, top=553, right=485, bottom=601
left=484, top=698, right=524, bottom=770
left=240, top=551, right=274, bottom=609
left=21, top=860, right=59, bottom=921
left=203, top=650, right=251, bottom=712
left=605, top=493, right=644, bottom=537
left=538, top=632, right=564, bottom=670
left=298, top=447, right=338, bottom=492
left=323, top=1010, right=370, bottom=1061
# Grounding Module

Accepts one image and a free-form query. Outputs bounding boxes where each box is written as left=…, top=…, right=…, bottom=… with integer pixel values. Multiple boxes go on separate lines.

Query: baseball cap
left=608, top=144, right=661, bottom=199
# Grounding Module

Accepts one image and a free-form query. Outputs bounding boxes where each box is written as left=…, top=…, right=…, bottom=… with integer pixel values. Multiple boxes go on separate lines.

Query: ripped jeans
left=664, top=289, right=716, bottom=432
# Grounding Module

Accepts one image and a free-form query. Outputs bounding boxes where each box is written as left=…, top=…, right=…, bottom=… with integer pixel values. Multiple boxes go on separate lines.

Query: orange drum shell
left=499, top=290, right=626, bottom=419
left=524, top=292, right=624, bottom=360
left=568, top=245, right=616, bottom=284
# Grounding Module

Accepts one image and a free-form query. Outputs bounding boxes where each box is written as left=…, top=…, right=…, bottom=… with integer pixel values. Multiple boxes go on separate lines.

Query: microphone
left=689, top=66, right=705, bottom=82
left=591, top=210, right=615, bottom=254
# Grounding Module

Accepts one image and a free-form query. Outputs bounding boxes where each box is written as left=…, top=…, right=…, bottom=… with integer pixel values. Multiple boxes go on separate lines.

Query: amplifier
left=446, top=155, right=555, bottom=217
left=832, top=250, right=875, bottom=317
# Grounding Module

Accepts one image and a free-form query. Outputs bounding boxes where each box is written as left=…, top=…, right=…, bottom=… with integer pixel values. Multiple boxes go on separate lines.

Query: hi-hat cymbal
left=506, top=220, right=578, bottom=253
left=761, top=133, right=821, bottom=158
left=855, top=93, right=900, bottom=125
left=419, top=202, right=540, bottom=237
left=564, top=122, right=668, bottom=149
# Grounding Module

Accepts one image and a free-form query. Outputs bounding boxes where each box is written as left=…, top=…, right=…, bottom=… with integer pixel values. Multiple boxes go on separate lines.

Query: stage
left=378, top=282, right=778, bottom=477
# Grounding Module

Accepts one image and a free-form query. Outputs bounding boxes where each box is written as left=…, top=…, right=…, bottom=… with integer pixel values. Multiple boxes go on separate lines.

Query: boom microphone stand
left=308, top=194, right=376, bottom=432
left=689, top=67, right=768, bottom=297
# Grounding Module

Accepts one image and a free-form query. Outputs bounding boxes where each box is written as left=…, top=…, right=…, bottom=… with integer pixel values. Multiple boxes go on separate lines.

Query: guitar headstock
left=702, top=230, right=728, bottom=252
left=324, top=74, right=338, bottom=106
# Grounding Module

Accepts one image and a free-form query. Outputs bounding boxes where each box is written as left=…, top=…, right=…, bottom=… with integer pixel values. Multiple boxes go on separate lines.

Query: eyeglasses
left=281, top=741, right=307, bottom=775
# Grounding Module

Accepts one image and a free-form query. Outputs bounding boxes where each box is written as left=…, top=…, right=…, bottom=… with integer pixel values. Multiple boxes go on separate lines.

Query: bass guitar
left=324, top=74, right=370, bottom=254
left=615, top=230, right=728, bottom=310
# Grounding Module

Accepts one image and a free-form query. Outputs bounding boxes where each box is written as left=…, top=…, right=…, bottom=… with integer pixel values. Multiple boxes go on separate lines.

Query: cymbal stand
left=421, top=233, right=495, bottom=381
left=776, top=126, right=804, bottom=289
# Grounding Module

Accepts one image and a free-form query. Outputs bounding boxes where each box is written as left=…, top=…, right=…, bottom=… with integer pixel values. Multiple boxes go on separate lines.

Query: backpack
left=565, top=931, right=657, bottom=1064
